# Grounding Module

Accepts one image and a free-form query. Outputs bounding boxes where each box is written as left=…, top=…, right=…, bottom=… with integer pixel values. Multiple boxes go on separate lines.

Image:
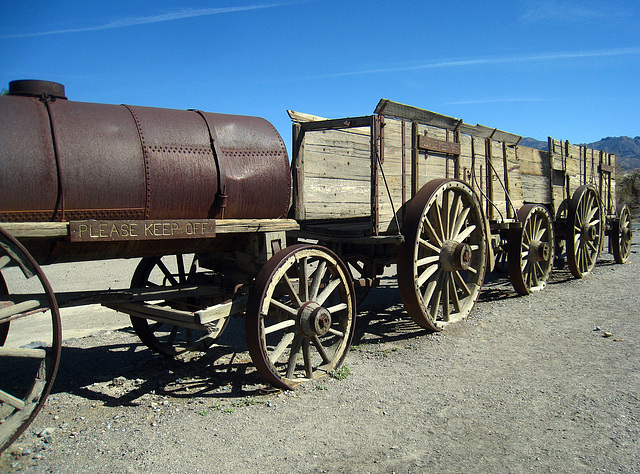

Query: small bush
left=330, top=365, right=351, bottom=380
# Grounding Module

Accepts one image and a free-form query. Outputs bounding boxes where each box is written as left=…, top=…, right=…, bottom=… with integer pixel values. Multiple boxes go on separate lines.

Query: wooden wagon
left=288, top=99, right=632, bottom=329
left=0, top=92, right=632, bottom=453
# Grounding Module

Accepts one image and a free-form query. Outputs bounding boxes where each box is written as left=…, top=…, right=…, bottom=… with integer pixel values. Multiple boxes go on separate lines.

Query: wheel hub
left=529, top=241, right=550, bottom=262
left=581, top=224, right=597, bottom=242
left=622, top=227, right=633, bottom=241
left=440, top=240, right=472, bottom=272
left=298, top=302, right=332, bottom=337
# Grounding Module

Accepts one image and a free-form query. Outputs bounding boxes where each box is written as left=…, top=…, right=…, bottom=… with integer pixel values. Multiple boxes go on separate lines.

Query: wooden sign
left=418, top=135, right=461, bottom=155
left=69, top=219, right=216, bottom=242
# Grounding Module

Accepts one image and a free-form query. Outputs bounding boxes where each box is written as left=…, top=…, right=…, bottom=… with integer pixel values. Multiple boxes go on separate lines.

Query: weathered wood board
left=291, top=117, right=371, bottom=221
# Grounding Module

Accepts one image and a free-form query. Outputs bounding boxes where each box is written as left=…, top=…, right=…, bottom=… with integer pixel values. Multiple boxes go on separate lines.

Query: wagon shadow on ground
left=47, top=282, right=434, bottom=407
left=478, top=269, right=519, bottom=302
left=47, top=249, right=629, bottom=408
left=49, top=319, right=270, bottom=407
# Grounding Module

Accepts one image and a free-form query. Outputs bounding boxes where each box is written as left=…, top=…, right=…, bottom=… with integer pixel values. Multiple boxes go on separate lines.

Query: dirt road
left=2, top=233, right=639, bottom=473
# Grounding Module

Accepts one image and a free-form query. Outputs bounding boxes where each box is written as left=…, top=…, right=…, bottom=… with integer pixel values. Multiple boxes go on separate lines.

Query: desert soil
left=1, top=230, right=639, bottom=473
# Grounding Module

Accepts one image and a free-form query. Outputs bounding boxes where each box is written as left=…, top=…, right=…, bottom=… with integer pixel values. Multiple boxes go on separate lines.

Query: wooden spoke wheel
left=611, top=204, right=633, bottom=264
left=130, top=254, right=228, bottom=357
left=566, top=185, right=604, bottom=278
left=0, top=228, right=61, bottom=453
left=507, top=204, right=555, bottom=295
left=245, top=244, right=356, bottom=390
left=320, top=242, right=378, bottom=307
left=553, top=199, right=569, bottom=269
left=493, top=244, right=509, bottom=274
left=0, top=275, right=7, bottom=346
left=397, top=179, right=487, bottom=331
left=344, top=256, right=378, bottom=306
left=0, top=322, right=7, bottom=346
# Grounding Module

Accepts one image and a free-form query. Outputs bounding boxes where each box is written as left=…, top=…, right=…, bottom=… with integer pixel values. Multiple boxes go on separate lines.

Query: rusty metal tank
left=0, top=80, right=291, bottom=263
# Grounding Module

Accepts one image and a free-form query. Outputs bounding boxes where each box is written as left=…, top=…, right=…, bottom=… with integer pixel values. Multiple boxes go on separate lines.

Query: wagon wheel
left=610, top=203, right=633, bottom=264
left=129, top=254, right=228, bottom=357
left=0, top=322, right=7, bottom=346
left=344, top=256, right=379, bottom=306
left=0, top=228, right=61, bottom=453
left=397, top=179, right=487, bottom=331
left=493, top=238, right=509, bottom=274
left=319, top=242, right=378, bottom=306
left=566, top=185, right=604, bottom=278
left=507, top=204, right=555, bottom=295
left=0, top=274, right=7, bottom=346
left=245, top=244, right=356, bottom=390
left=554, top=199, right=569, bottom=268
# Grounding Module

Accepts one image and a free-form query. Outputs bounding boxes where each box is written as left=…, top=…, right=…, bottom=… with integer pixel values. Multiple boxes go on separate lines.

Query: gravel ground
left=2, top=229, right=639, bottom=473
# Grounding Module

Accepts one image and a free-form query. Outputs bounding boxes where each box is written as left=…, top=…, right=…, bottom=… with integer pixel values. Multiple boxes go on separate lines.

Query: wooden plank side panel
left=303, top=176, right=370, bottom=220
left=417, top=123, right=449, bottom=142
left=488, top=139, right=507, bottom=218
left=553, top=179, right=565, bottom=213
left=416, top=122, right=456, bottom=189
left=303, top=128, right=372, bottom=177
left=550, top=138, right=563, bottom=156
left=421, top=158, right=449, bottom=188
left=303, top=127, right=372, bottom=149
left=585, top=148, right=599, bottom=186
left=515, top=145, right=552, bottom=209
left=377, top=175, right=404, bottom=232
left=565, top=143, right=582, bottom=199
left=458, top=134, right=474, bottom=186
left=566, top=143, right=581, bottom=177
left=378, top=118, right=465, bottom=232
left=608, top=153, right=617, bottom=212
left=467, top=136, right=488, bottom=215
left=542, top=140, right=618, bottom=215
left=516, top=145, right=548, bottom=176
left=521, top=175, right=550, bottom=205
left=378, top=118, right=409, bottom=232
left=303, top=143, right=371, bottom=180
left=600, top=151, right=616, bottom=214
left=300, top=127, right=372, bottom=220
left=506, top=145, right=524, bottom=211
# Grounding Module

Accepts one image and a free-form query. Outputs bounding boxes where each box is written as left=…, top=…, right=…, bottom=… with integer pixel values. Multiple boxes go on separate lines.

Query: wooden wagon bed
left=289, top=99, right=617, bottom=238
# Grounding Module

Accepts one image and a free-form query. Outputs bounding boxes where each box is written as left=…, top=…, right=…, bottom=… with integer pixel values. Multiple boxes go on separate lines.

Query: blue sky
left=1, top=0, right=639, bottom=152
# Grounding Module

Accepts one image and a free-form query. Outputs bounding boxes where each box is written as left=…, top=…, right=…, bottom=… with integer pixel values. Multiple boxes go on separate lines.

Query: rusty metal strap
left=122, top=104, right=152, bottom=219
left=42, top=98, right=65, bottom=221
left=192, top=110, right=228, bottom=218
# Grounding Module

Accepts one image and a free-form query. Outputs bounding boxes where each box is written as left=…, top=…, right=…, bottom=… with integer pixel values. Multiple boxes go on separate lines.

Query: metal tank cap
left=8, top=80, right=67, bottom=99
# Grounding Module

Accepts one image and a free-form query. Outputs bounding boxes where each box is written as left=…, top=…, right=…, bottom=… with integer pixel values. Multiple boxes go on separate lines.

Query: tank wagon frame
left=0, top=85, right=633, bottom=452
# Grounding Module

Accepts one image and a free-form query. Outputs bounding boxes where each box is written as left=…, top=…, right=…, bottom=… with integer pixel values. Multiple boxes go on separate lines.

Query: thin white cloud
left=1, top=2, right=300, bottom=39
left=520, top=0, right=627, bottom=22
left=446, top=98, right=546, bottom=106
left=306, top=47, right=640, bottom=79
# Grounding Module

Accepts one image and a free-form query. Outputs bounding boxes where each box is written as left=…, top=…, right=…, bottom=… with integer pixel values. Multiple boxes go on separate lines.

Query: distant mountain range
left=520, top=136, right=640, bottom=170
